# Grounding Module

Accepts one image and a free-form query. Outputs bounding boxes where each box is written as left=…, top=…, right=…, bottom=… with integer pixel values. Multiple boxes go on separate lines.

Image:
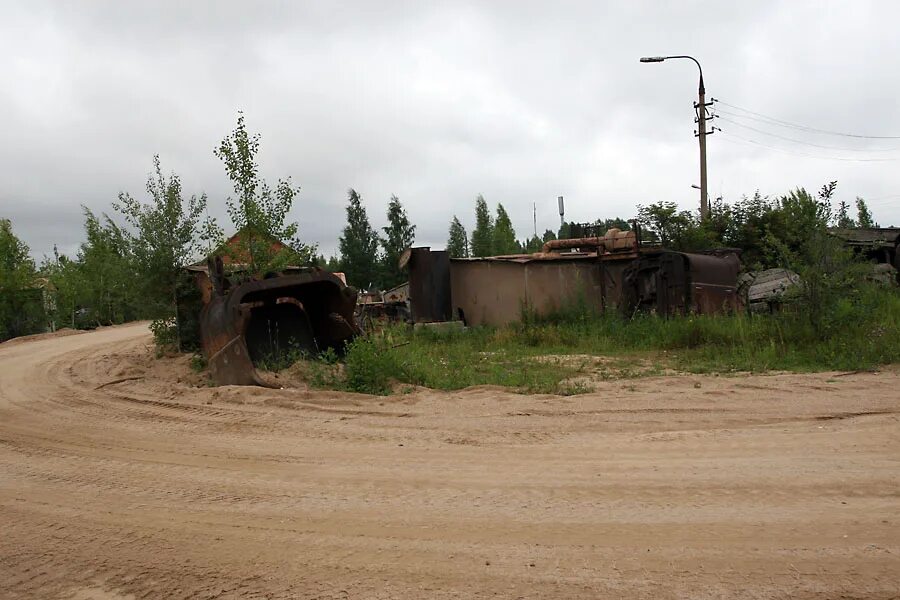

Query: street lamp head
left=640, top=56, right=666, bottom=63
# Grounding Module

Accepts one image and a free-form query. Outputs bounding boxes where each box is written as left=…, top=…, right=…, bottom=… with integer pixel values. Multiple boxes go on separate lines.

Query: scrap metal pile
left=409, top=228, right=746, bottom=327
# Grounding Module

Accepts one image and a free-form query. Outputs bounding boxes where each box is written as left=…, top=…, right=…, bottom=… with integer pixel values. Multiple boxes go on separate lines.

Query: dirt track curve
left=0, top=322, right=898, bottom=599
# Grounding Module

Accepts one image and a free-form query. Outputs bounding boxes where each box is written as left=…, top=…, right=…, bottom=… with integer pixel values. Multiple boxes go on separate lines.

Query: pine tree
left=492, top=203, right=519, bottom=255
left=380, top=195, right=416, bottom=288
left=447, top=216, right=469, bottom=258
left=339, top=189, right=381, bottom=289
left=470, top=195, right=494, bottom=257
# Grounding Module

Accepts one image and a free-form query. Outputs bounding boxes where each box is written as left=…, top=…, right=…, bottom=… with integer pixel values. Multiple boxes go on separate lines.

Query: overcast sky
left=3, top=0, right=900, bottom=261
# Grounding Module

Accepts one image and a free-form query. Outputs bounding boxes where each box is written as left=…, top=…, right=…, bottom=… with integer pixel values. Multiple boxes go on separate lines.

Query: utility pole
left=695, top=74, right=711, bottom=219
left=558, top=196, right=565, bottom=228
left=640, top=55, right=713, bottom=219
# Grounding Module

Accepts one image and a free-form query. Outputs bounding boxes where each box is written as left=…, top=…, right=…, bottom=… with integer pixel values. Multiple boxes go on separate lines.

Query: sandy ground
left=0, top=322, right=898, bottom=599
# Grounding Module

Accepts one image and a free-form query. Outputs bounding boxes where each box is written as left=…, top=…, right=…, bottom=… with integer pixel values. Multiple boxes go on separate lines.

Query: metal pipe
left=541, top=237, right=606, bottom=253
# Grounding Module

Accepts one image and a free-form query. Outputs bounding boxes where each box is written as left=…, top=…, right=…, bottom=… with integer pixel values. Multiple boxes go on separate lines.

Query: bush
left=189, top=353, right=207, bottom=372
left=343, top=335, right=406, bottom=395
left=149, top=317, right=178, bottom=352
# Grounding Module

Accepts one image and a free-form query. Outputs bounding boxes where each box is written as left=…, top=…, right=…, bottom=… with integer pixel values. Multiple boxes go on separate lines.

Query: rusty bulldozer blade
left=195, top=257, right=361, bottom=386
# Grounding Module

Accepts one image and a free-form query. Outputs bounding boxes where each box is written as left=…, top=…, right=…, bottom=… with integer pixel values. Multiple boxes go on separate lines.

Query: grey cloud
left=2, top=0, right=899, bottom=262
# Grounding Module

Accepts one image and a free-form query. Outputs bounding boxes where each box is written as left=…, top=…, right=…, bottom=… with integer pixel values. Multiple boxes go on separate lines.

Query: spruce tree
left=447, top=216, right=469, bottom=258
left=339, top=189, right=381, bottom=289
left=380, top=195, right=416, bottom=288
left=492, top=203, right=519, bottom=255
left=470, top=195, right=494, bottom=257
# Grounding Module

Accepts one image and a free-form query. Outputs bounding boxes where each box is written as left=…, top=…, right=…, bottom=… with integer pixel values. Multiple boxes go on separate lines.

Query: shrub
left=149, top=318, right=178, bottom=352
left=343, top=335, right=405, bottom=395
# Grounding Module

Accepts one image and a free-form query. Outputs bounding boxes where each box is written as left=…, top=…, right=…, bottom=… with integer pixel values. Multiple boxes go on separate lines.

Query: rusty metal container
left=406, top=248, right=452, bottom=323
left=622, top=250, right=742, bottom=316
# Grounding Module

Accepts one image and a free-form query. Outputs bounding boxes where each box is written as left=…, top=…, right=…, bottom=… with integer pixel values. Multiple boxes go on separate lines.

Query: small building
left=829, top=227, right=900, bottom=271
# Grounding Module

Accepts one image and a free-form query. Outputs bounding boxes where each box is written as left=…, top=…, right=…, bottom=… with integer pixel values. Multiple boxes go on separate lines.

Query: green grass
left=290, top=284, right=900, bottom=395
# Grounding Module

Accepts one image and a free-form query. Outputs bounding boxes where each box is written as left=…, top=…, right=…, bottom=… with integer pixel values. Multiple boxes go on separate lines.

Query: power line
left=717, top=129, right=900, bottom=162
left=714, top=115, right=900, bottom=153
left=712, top=98, right=900, bottom=140
left=714, top=108, right=900, bottom=151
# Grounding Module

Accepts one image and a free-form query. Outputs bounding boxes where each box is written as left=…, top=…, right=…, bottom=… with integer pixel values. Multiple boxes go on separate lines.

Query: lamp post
left=640, top=55, right=710, bottom=219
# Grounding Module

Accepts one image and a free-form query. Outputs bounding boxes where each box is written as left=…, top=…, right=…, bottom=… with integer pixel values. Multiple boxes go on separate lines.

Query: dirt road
left=0, top=323, right=898, bottom=599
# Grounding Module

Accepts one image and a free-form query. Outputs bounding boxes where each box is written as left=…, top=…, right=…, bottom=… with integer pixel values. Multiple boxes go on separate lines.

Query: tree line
left=446, top=196, right=636, bottom=259
left=0, top=114, right=420, bottom=342
left=0, top=112, right=888, bottom=343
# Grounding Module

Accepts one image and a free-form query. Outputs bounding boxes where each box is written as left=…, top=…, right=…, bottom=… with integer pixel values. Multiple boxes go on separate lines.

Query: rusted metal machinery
left=539, top=228, right=637, bottom=255
left=193, top=257, right=360, bottom=386
left=622, top=250, right=743, bottom=316
left=408, top=226, right=744, bottom=326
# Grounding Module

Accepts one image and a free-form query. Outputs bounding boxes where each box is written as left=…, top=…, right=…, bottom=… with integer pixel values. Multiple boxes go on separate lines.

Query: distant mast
left=558, top=196, right=565, bottom=228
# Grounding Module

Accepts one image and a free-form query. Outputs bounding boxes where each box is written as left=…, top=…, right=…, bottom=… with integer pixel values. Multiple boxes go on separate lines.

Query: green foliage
left=63, top=208, right=141, bottom=327
left=149, top=317, right=178, bottom=351
left=835, top=199, right=855, bottom=228
left=343, top=335, right=407, bottom=395
left=636, top=201, right=714, bottom=250
left=380, top=195, right=415, bottom=288
left=189, top=353, right=207, bottom=372
left=597, top=217, right=631, bottom=233
left=541, top=229, right=557, bottom=243
left=114, top=155, right=221, bottom=350
left=0, top=219, right=42, bottom=341
left=286, top=280, right=899, bottom=396
left=324, top=255, right=341, bottom=272
left=447, top=215, right=469, bottom=258
left=492, top=203, right=519, bottom=255
left=631, top=182, right=884, bottom=276
left=255, top=338, right=308, bottom=373
left=338, top=189, right=381, bottom=289
left=470, top=195, right=494, bottom=257
left=214, top=112, right=314, bottom=275
left=522, top=235, right=543, bottom=253
left=856, top=197, right=875, bottom=227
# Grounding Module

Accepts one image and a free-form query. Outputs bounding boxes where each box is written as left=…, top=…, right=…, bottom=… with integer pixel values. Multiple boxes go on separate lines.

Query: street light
left=640, top=55, right=710, bottom=219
